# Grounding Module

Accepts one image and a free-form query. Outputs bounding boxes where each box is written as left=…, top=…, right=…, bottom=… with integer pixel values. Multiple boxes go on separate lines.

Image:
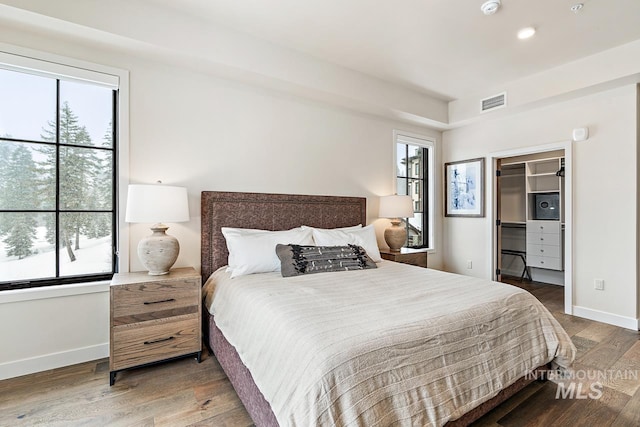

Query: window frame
left=0, top=46, right=129, bottom=291
left=393, top=131, right=435, bottom=251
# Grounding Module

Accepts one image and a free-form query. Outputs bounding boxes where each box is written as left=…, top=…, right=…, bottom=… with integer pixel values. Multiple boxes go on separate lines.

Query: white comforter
left=204, top=261, right=575, bottom=427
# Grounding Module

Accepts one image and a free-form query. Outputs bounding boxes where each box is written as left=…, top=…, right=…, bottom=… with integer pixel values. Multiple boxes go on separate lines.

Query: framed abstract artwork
left=444, top=158, right=485, bottom=217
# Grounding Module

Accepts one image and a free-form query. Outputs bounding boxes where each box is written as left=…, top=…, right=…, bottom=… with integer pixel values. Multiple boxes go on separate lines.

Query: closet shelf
left=501, top=221, right=526, bottom=228
left=528, top=189, right=560, bottom=194
left=528, top=172, right=558, bottom=177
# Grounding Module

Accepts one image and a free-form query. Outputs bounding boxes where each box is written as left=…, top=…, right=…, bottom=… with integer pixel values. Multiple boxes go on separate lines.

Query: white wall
left=123, top=58, right=442, bottom=271
left=443, top=85, right=638, bottom=327
left=0, top=28, right=442, bottom=379
left=0, top=284, right=109, bottom=379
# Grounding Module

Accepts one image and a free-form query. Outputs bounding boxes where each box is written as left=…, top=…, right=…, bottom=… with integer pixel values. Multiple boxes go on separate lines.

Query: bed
left=200, top=191, right=575, bottom=426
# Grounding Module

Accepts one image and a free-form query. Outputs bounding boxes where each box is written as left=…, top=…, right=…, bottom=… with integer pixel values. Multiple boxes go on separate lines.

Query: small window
left=394, top=132, right=434, bottom=249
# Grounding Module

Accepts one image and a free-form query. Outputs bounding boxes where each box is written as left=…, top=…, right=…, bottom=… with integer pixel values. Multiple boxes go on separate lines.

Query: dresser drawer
left=527, top=220, right=561, bottom=234
left=526, top=243, right=561, bottom=258
left=528, top=255, right=562, bottom=270
left=111, top=315, right=200, bottom=370
left=111, top=279, right=199, bottom=325
left=527, top=232, right=561, bottom=246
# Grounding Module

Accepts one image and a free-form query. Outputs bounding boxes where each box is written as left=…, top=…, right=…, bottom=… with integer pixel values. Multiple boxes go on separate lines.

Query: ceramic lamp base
left=138, top=224, right=180, bottom=275
left=384, top=219, right=406, bottom=252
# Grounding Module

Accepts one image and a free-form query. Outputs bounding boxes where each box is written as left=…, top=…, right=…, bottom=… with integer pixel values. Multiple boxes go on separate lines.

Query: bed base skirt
left=207, top=311, right=548, bottom=427
left=208, top=313, right=279, bottom=427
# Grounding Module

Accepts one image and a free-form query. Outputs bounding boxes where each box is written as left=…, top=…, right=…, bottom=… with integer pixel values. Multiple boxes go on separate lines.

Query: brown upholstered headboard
left=200, top=191, right=367, bottom=282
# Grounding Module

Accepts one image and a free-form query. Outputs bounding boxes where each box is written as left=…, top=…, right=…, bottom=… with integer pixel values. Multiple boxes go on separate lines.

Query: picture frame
left=444, top=157, right=485, bottom=217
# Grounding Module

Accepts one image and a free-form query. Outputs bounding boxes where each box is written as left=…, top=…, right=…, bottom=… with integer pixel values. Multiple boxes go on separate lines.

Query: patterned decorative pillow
left=276, top=244, right=377, bottom=277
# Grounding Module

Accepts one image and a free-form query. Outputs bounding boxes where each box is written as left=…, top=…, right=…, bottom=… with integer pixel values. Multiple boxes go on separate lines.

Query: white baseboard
left=0, top=343, right=108, bottom=381
left=573, top=306, right=639, bottom=331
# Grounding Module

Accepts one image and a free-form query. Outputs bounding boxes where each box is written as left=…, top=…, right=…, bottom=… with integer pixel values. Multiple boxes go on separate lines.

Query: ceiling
left=1, top=0, right=638, bottom=128
left=146, top=0, right=640, bottom=101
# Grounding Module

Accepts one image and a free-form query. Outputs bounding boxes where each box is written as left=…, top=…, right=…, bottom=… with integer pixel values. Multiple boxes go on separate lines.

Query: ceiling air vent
left=481, top=92, right=507, bottom=113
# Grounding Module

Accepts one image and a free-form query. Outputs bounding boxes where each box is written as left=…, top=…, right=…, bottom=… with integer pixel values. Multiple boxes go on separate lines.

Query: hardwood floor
left=0, top=347, right=252, bottom=426
left=1, top=278, right=638, bottom=426
left=472, top=278, right=640, bottom=427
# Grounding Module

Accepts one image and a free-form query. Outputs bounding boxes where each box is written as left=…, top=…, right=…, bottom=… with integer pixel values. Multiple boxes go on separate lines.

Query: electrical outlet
left=466, top=260, right=473, bottom=269
left=594, top=279, right=604, bottom=290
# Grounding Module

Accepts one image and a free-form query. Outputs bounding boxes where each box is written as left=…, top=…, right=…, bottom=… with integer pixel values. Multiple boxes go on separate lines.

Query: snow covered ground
left=0, top=227, right=112, bottom=281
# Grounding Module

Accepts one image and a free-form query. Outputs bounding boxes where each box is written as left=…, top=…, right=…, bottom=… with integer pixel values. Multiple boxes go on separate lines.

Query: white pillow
left=221, top=227, right=277, bottom=235
left=222, top=227, right=313, bottom=278
left=301, top=224, right=362, bottom=231
left=311, top=224, right=382, bottom=262
left=221, top=227, right=304, bottom=271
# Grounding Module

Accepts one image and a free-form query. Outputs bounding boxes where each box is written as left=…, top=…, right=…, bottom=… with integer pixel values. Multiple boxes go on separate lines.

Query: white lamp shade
left=125, top=184, right=190, bottom=224
left=379, top=195, right=414, bottom=218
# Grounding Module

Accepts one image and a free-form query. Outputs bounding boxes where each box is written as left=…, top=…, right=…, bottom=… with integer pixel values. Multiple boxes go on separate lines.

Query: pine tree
left=40, top=102, right=102, bottom=260
left=4, top=215, right=37, bottom=259
left=0, top=141, right=15, bottom=236
left=34, top=143, right=56, bottom=246
left=0, top=144, right=38, bottom=259
left=0, top=141, right=14, bottom=207
left=97, top=121, right=114, bottom=210
left=84, top=122, right=113, bottom=240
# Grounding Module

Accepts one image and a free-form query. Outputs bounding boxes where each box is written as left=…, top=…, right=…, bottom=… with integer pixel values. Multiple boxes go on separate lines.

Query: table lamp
left=125, top=183, right=190, bottom=275
left=379, top=195, right=414, bottom=252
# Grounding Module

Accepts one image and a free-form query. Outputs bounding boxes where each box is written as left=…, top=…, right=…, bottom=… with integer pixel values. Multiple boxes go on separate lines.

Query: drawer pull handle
left=540, top=249, right=544, bottom=253
left=144, top=336, right=174, bottom=345
left=144, top=298, right=176, bottom=305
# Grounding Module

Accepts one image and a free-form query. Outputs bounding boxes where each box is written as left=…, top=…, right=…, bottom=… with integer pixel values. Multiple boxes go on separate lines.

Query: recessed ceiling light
left=517, top=27, right=536, bottom=40
left=481, top=0, right=501, bottom=15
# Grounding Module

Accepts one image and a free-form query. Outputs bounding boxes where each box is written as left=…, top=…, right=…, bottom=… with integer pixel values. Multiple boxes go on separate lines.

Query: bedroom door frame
left=487, top=140, right=573, bottom=315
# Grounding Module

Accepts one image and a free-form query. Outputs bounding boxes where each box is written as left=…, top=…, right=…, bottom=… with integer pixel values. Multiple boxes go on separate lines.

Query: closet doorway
left=490, top=143, right=572, bottom=315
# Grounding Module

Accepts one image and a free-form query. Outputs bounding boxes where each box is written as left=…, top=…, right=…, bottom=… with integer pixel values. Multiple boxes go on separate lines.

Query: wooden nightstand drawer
left=112, top=280, right=199, bottom=325
left=111, top=315, right=200, bottom=370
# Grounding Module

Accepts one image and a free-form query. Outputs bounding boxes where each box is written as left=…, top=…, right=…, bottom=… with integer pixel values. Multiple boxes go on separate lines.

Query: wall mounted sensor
left=572, top=127, right=589, bottom=141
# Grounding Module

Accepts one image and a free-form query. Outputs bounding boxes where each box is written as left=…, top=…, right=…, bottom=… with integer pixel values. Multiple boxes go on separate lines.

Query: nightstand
left=109, top=267, right=202, bottom=385
left=380, top=248, right=428, bottom=268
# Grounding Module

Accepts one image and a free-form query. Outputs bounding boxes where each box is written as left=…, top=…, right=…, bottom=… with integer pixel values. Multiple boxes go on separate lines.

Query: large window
left=0, top=60, right=118, bottom=290
left=395, top=132, right=434, bottom=249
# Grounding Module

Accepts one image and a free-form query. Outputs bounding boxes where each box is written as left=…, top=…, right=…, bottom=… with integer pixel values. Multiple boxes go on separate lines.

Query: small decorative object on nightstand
left=109, top=267, right=202, bottom=385
left=379, top=194, right=414, bottom=252
left=380, top=248, right=428, bottom=268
